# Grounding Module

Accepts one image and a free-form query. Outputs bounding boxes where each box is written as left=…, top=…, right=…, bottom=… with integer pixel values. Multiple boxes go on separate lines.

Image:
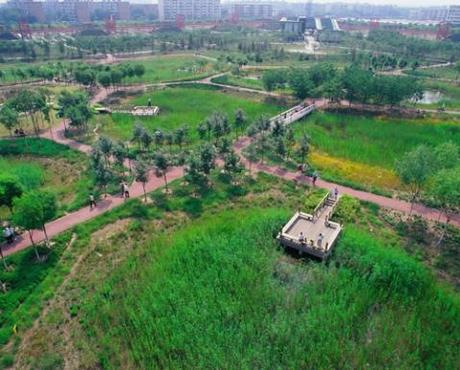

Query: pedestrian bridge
left=271, top=103, right=316, bottom=126
left=277, top=191, right=342, bottom=260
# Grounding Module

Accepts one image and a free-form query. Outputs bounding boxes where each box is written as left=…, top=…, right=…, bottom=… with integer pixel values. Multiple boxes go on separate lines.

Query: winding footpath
left=2, top=82, right=460, bottom=257
left=234, top=137, right=460, bottom=228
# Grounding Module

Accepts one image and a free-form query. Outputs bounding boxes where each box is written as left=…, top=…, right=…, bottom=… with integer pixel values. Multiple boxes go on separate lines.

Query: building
left=158, top=0, right=221, bottom=21
left=7, top=0, right=130, bottom=24
left=6, top=0, right=46, bottom=22
left=230, top=3, right=272, bottom=20
left=447, top=5, right=460, bottom=25
left=90, top=0, right=130, bottom=21
left=280, top=16, right=339, bottom=34
left=130, top=3, right=159, bottom=20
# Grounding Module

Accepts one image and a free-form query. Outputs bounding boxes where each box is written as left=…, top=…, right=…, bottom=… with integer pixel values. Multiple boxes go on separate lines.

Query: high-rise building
left=230, top=3, right=272, bottom=20
left=447, top=5, right=460, bottom=25
left=158, top=0, right=221, bottom=21
left=6, top=0, right=46, bottom=22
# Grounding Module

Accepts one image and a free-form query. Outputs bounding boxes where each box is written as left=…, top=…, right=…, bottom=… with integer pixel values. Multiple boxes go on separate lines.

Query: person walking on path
left=312, top=171, right=318, bottom=187
left=120, top=182, right=125, bottom=197
left=89, top=194, right=96, bottom=210
left=123, top=183, right=130, bottom=199
left=333, top=187, right=339, bottom=200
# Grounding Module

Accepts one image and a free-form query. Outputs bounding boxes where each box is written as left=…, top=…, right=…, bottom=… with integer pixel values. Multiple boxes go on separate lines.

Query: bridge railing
left=270, top=104, right=316, bottom=126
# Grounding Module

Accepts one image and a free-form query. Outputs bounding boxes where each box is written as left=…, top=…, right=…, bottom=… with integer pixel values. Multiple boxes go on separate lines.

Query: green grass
left=405, top=65, right=459, bottom=81
left=122, top=55, right=221, bottom=84
left=0, top=138, right=94, bottom=213
left=81, top=206, right=460, bottom=368
left=92, top=85, right=286, bottom=142
left=1, top=170, right=459, bottom=368
left=251, top=110, right=460, bottom=193
left=296, top=111, right=460, bottom=169
left=212, top=73, right=265, bottom=90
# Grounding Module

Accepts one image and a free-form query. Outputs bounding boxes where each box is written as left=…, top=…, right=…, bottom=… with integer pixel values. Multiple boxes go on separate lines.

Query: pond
left=413, top=90, right=443, bottom=104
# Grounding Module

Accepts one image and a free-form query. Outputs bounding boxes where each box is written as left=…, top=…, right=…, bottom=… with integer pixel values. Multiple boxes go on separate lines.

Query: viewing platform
left=277, top=191, right=342, bottom=260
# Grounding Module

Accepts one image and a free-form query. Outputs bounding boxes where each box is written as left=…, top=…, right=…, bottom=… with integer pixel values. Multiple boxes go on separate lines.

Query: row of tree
left=0, top=174, right=57, bottom=261
left=0, top=89, right=52, bottom=136
left=0, top=60, right=145, bottom=87
left=262, top=63, right=422, bottom=106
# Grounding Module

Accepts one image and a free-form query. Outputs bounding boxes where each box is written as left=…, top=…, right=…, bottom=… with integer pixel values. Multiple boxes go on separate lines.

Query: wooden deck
left=277, top=192, right=342, bottom=260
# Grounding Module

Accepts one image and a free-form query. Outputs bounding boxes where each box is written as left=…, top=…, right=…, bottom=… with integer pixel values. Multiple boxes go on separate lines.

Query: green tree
left=174, top=127, right=187, bottom=149
left=185, top=153, right=207, bottom=194
left=434, top=142, right=459, bottom=170
left=154, top=152, right=170, bottom=193
left=96, top=136, right=113, bottom=166
left=199, top=144, right=215, bottom=176
left=140, top=130, right=153, bottom=150
left=0, top=175, right=23, bottom=211
left=429, top=166, right=460, bottom=245
left=0, top=106, right=19, bottom=136
left=297, top=134, right=310, bottom=165
left=94, top=164, right=113, bottom=197
left=288, top=69, right=314, bottom=100
left=134, top=160, right=150, bottom=202
left=234, top=108, right=246, bottom=138
left=396, top=145, right=436, bottom=214
left=97, top=71, right=112, bottom=89
left=154, top=130, right=164, bottom=148
left=12, top=190, right=57, bottom=252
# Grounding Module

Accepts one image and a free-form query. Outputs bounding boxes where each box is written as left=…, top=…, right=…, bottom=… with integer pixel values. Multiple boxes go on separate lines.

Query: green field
left=405, top=65, right=459, bottom=81
left=82, top=205, right=460, bottom=368
left=122, top=54, right=221, bottom=84
left=283, top=111, right=460, bottom=191
left=0, top=138, right=94, bottom=215
left=298, top=111, right=460, bottom=169
left=92, top=85, right=286, bottom=142
left=2, top=171, right=460, bottom=368
left=212, top=73, right=265, bottom=90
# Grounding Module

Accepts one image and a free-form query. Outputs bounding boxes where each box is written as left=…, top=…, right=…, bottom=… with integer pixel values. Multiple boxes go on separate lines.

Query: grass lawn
left=77, top=185, right=460, bottom=368
left=122, top=54, right=221, bottom=84
left=91, top=85, right=286, bottom=142
left=0, top=138, right=94, bottom=216
left=405, top=65, right=459, bottom=81
left=2, top=171, right=460, bottom=368
left=291, top=111, right=460, bottom=191
left=212, top=73, right=265, bottom=90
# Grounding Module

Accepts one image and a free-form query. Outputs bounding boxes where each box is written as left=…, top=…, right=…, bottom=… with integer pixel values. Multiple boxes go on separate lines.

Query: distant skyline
left=0, top=0, right=459, bottom=7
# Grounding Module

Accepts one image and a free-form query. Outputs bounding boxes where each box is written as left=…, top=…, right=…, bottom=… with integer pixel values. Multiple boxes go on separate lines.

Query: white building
left=159, top=0, right=221, bottom=21
left=447, top=5, right=460, bottom=25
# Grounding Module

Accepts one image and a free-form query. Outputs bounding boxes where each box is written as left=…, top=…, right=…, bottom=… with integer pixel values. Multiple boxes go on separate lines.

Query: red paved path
left=3, top=88, right=459, bottom=258
left=234, top=137, right=460, bottom=228
left=3, top=167, right=184, bottom=257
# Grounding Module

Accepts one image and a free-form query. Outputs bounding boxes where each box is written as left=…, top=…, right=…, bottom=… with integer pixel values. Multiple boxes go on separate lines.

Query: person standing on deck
left=317, top=233, right=324, bottom=248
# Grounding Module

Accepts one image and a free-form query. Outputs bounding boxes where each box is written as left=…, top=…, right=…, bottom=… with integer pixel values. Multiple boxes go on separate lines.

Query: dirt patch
left=12, top=212, right=190, bottom=369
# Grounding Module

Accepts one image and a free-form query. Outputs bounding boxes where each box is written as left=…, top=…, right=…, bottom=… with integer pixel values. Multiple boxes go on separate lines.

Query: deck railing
left=312, top=191, right=331, bottom=220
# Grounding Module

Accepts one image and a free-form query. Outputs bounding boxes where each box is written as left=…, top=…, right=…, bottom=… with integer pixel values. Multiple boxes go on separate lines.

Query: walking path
left=2, top=77, right=459, bottom=257
left=2, top=167, right=184, bottom=257
left=233, top=137, right=460, bottom=228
